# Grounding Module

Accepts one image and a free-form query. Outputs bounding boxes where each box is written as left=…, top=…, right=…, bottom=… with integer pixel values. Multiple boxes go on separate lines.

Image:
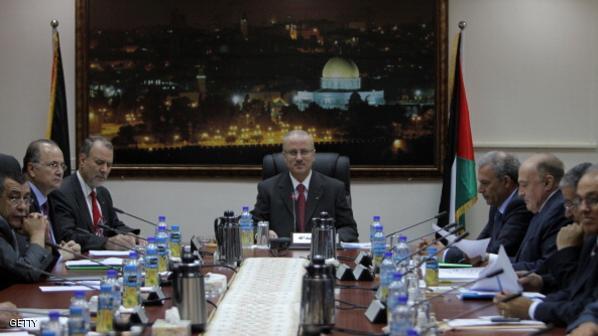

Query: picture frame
left=75, top=0, right=448, bottom=177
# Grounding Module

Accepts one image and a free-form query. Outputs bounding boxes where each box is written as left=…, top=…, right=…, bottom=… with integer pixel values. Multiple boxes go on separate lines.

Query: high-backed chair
left=261, top=152, right=351, bottom=204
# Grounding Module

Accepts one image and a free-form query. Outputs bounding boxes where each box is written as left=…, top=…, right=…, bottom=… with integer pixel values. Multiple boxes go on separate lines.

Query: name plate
left=292, top=232, right=312, bottom=245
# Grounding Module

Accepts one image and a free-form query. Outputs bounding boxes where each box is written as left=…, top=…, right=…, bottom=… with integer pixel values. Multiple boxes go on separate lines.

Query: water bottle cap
left=398, top=295, right=408, bottom=304
left=427, top=246, right=437, bottom=255
left=171, top=224, right=180, bottom=230
left=399, top=235, right=407, bottom=242
left=373, top=215, right=380, bottom=221
left=48, top=311, right=60, bottom=320
left=384, top=251, right=393, bottom=258
left=158, top=215, right=166, bottom=222
left=100, top=283, right=112, bottom=292
left=407, top=328, right=419, bottom=336
left=74, top=290, right=85, bottom=298
left=393, top=272, right=403, bottom=280
left=129, top=250, right=138, bottom=258
left=106, top=269, right=117, bottom=278
left=69, top=306, right=83, bottom=315
left=147, top=236, right=156, bottom=243
left=242, top=206, right=249, bottom=211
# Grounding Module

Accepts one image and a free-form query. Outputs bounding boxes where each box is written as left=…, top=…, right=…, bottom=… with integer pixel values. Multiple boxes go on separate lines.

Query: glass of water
left=255, top=221, right=270, bottom=248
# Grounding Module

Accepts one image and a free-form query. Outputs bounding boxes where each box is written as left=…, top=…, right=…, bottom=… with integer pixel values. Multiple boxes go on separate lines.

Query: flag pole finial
left=458, top=21, right=467, bottom=30
left=50, top=20, right=59, bottom=29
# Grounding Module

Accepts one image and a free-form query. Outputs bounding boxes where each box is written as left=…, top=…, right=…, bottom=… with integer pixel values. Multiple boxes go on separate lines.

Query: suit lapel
left=305, top=172, right=324, bottom=231
left=277, top=174, right=294, bottom=222
left=70, top=176, right=93, bottom=231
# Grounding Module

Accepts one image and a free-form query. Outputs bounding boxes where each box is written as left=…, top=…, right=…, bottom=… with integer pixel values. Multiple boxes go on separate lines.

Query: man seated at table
left=496, top=165, right=598, bottom=327
left=568, top=301, right=598, bottom=336
left=0, top=170, right=57, bottom=290
left=444, top=151, right=532, bottom=263
left=23, top=139, right=81, bottom=260
left=49, top=136, right=138, bottom=251
left=252, top=130, right=359, bottom=242
left=510, top=153, right=570, bottom=271
left=518, top=162, right=593, bottom=294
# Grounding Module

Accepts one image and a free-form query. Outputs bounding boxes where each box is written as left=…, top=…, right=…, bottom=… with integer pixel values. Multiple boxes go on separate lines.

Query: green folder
left=438, top=262, right=472, bottom=268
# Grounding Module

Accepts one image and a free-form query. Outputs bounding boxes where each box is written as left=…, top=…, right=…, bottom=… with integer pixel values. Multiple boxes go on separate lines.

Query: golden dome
left=321, top=57, right=360, bottom=78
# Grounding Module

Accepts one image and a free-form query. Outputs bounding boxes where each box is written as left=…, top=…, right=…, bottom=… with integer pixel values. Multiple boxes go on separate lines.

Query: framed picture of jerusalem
left=75, top=0, right=448, bottom=177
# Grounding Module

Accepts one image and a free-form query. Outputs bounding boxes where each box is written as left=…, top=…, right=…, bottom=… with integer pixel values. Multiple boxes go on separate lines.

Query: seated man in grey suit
left=49, top=136, right=138, bottom=251
left=497, top=165, right=598, bottom=327
left=510, top=153, right=571, bottom=271
left=568, top=301, right=598, bottom=336
left=444, top=151, right=533, bottom=262
left=0, top=170, right=56, bottom=290
left=252, top=130, right=359, bottom=242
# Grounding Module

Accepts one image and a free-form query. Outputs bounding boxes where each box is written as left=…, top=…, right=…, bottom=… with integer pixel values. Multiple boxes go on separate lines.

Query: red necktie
left=90, top=190, right=102, bottom=235
left=296, top=184, right=306, bottom=232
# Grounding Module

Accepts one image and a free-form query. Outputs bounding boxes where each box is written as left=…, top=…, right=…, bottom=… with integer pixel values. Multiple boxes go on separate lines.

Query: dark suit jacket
left=48, top=174, right=139, bottom=251
left=535, top=243, right=581, bottom=294
left=511, top=189, right=571, bottom=271
left=566, top=300, right=598, bottom=333
left=251, top=171, right=359, bottom=242
left=445, top=193, right=532, bottom=262
left=29, top=187, right=59, bottom=244
left=535, top=236, right=598, bottom=326
left=0, top=215, right=56, bottom=290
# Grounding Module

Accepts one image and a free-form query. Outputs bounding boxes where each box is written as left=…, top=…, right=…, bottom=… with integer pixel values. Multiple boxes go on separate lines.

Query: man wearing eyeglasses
left=22, top=139, right=81, bottom=260
left=496, top=164, right=598, bottom=327
left=0, top=170, right=56, bottom=290
left=252, top=130, right=358, bottom=242
left=49, top=136, right=138, bottom=251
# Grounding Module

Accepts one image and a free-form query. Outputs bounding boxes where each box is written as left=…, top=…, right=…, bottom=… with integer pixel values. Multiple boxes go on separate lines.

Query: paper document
left=39, top=281, right=100, bottom=292
left=454, top=238, right=490, bottom=258
left=439, top=267, right=483, bottom=281
left=65, top=257, right=123, bottom=268
left=444, top=316, right=545, bottom=329
left=458, top=288, right=546, bottom=300
left=471, top=245, right=522, bottom=293
left=89, top=250, right=130, bottom=257
left=340, top=242, right=371, bottom=249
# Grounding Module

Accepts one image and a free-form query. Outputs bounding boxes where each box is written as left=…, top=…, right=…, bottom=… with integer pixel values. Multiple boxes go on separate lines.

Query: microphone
left=75, top=227, right=135, bottom=251
left=46, top=241, right=122, bottom=272
left=407, top=222, right=458, bottom=244
left=114, top=207, right=158, bottom=227
left=17, top=261, right=98, bottom=291
left=385, top=211, right=448, bottom=238
left=98, top=223, right=148, bottom=241
left=404, top=231, right=469, bottom=274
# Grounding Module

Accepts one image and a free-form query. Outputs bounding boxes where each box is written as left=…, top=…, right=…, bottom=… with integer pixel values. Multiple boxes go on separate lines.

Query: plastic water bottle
left=425, top=246, right=439, bottom=287
left=135, top=245, right=145, bottom=286
left=69, top=291, right=90, bottom=331
left=67, top=306, right=87, bottom=336
left=239, top=206, right=254, bottom=247
left=41, top=311, right=64, bottom=336
left=169, top=224, right=182, bottom=258
left=378, top=251, right=395, bottom=302
left=122, top=250, right=140, bottom=308
left=104, top=269, right=121, bottom=310
left=372, top=225, right=386, bottom=269
left=156, top=215, right=167, bottom=234
left=393, top=235, right=410, bottom=267
left=387, top=272, right=407, bottom=323
left=144, top=237, right=160, bottom=287
left=390, top=295, right=411, bottom=336
left=369, top=215, right=382, bottom=255
left=156, top=225, right=170, bottom=272
left=96, top=283, right=114, bottom=333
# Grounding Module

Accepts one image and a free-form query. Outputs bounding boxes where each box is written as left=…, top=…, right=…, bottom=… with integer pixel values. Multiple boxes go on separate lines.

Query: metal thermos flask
left=172, top=246, right=207, bottom=332
left=214, top=210, right=242, bottom=266
left=299, top=255, right=336, bottom=335
left=310, top=211, right=336, bottom=260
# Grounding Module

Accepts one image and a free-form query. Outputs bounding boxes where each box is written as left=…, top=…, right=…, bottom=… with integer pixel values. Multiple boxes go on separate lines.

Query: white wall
left=1, top=0, right=597, bottom=240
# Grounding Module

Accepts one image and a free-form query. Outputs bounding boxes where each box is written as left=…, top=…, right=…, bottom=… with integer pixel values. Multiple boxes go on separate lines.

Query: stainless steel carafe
left=299, top=255, right=336, bottom=334
left=214, top=210, right=242, bottom=266
left=172, top=246, right=207, bottom=332
left=310, top=211, right=336, bottom=260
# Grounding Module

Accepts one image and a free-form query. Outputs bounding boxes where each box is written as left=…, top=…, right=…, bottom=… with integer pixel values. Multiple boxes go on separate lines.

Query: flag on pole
left=47, top=22, right=71, bottom=176
left=437, top=28, right=477, bottom=230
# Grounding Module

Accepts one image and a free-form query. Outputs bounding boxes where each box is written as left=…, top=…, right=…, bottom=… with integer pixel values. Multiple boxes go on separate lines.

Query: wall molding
left=474, top=141, right=597, bottom=151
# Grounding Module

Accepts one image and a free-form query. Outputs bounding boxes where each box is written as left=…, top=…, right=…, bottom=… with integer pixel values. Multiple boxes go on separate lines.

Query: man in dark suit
left=568, top=301, right=598, bottom=335
left=444, top=151, right=532, bottom=262
left=22, top=139, right=80, bottom=259
left=252, top=130, right=358, bottom=242
left=510, top=153, right=570, bottom=271
left=0, top=170, right=56, bottom=290
left=49, top=136, right=138, bottom=251
left=497, top=165, right=598, bottom=327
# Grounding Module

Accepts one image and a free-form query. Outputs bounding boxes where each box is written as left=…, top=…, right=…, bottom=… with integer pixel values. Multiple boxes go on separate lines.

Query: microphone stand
left=407, top=222, right=458, bottom=244
left=47, top=242, right=122, bottom=272
left=385, top=211, right=448, bottom=238
left=404, top=232, right=469, bottom=275
left=18, top=261, right=98, bottom=291
left=98, top=223, right=148, bottom=242
left=114, top=207, right=158, bottom=227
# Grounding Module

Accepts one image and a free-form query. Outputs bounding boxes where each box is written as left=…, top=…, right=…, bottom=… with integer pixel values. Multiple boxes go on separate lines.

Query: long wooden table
left=0, top=248, right=565, bottom=335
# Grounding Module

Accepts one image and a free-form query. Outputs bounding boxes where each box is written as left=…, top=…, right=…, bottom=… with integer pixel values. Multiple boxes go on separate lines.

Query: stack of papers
left=438, top=267, right=484, bottom=282
left=471, top=246, right=522, bottom=293
left=89, top=250, right=130, bottom=257
left=443, top=316, right=546, bottom=331
left=65, top=257, right=123, bottom=269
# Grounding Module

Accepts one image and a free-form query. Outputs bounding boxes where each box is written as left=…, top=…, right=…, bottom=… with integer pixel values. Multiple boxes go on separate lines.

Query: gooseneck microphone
left=74, top=227, right=135, bottom=251
left=113, top=207, right=158, bottom=227
left=407, top=222, right=459, bottom=244
left=385, top=211, right=448, bottom=238
left=98, top=223, right=148, bottom=241
left=17, top=261, right=98, bottom=291
left=46, top=241, right=122, bottom=272
left=404, top=232, right=470, bottom=274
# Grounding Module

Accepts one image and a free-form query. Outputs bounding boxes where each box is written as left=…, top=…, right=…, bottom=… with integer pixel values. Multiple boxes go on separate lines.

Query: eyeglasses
left=36, top=161, right=68, bottom=172
left=283, top=149, right=314, bottom=157
left=564, top=198, right=581, bottom=210
left=579, top=194, right=598, bottom=209
left=7, top=195, right=33, bottom=206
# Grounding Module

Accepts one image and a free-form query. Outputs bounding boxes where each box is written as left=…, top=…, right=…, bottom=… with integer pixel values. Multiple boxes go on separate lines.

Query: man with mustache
left=252, top=130, right=358, bottom=242
left=49, top=136, right=138, bottom=251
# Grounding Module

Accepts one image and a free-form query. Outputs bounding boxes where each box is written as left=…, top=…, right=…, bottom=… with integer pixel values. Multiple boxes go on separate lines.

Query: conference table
left=0, top=248, right=565, bottom=335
